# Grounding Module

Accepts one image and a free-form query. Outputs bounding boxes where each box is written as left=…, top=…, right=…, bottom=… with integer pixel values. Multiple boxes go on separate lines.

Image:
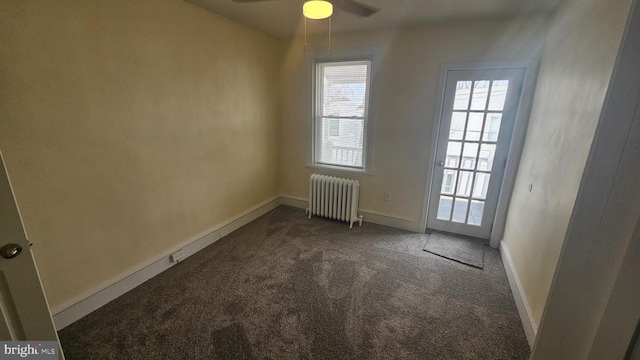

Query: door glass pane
left=477, top=144, right=496, bottom=171
left=472, top=173, right=490, bottom=199
left=465, top=113, right=483, bottom=141
left=461, top=143, right=479, bottom=170
left=441, top=170, right=458, bottom=195
left=452, top=198, right=469, bottom=223
left=488, top=80, right=509, bottom=111
left=456, top=171, right=474, bottom=197
left=450, top=112, right=466, bottom=140
left=483, top=114, right=502, bottom=142
left=453, top=81, right=472, bottom=110
left=467, top=200, right=485, bottom=225
left=319, top=118, right=364, bottom=167
left=470, top=80, right=490, bottom=110
left=437, top=196, right=453, bottom=220
left=445, top=141, right=462, bottom=168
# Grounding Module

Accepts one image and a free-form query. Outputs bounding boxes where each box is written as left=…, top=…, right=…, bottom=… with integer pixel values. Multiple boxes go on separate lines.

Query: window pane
left=441, top=169, right=458, bottom=195
left=445, top=141, right=462, bottom=168
left=483, top=114, right=502, bottom=142
left=472, top=173, right=490, bottom=199
left=456, top=171, right=474, bottom=197
left=319, top=118, right=364, bottom=167
left=467, top=200, right=485, bottom=226
left=488, top=80, right=509, bottom=111
left=466, top=113, right=483, bottom=141
left=477, top=144, right=496, bottom=171
left=470, top=80, right=490, bottom=110
left=461, top=143, right=478, bottom=170
left=437, top=196, right=453, bottom=220
left=449, top=112, right=466, bottom=140
left=452, top=198, right=469, bottom=223
left=453, top=81, right=472, bottom=110
left=321, top=62, right=369, bottom=117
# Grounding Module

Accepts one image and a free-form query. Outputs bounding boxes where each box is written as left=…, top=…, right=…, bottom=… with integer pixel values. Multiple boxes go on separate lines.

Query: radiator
left=306, top=174, right=363, bottom=228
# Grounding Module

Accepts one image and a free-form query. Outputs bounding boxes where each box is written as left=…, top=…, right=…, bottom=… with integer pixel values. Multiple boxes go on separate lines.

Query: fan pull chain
left=328, top=17, right=331, bottom=54
left=304, top=16, right=307, bottom=53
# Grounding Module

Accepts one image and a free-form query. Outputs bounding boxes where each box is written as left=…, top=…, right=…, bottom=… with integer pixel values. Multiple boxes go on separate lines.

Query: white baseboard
left=359, top=210, right=421, bottom=232
left=279, top=195, right=308, bottom=209
left=52, top=196, right=281, bottom=330
left=500, top=241, right=537, bottom=347
left=280, top=195, right=422, bottom=232
left=53, top=195, right=422, bottom=330
left=53, top=193, right=532, bottom=343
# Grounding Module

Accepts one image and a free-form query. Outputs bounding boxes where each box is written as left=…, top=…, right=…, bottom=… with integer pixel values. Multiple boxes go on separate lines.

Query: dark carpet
left=423, top=232, right=486, bottom=269
left=58, top=206, right=529, bottom=359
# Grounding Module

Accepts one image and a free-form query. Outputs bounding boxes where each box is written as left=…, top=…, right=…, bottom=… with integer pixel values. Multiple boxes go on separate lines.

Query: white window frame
left=306, top=47, right=381, bottom=176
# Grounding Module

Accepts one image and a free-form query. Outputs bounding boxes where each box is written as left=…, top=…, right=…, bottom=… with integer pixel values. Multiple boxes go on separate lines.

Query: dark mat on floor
left=423, top=232, right=485, bottom=268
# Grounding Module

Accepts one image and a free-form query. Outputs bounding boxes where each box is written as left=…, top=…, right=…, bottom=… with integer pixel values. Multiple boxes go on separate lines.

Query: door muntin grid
left=436, top=79, right=509, bottom=226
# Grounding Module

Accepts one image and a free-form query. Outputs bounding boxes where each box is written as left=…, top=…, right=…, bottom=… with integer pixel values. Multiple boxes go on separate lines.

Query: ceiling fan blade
left=331, top=0, right=379, bottom=17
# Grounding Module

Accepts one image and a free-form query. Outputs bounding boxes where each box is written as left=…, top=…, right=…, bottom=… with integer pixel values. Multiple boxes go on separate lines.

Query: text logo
left=0, top=342, right=58, bottom=359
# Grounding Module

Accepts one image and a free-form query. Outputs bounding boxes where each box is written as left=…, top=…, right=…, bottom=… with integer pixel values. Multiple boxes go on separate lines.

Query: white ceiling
left=182, top=0, right=563, bottom=38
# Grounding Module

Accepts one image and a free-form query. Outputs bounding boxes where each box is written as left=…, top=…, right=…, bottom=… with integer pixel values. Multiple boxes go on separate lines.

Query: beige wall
left=2, top=0, right=629, bottom=331
left=501, top=0, right=632, bottom=329
left=0, top=0, right=281, bottom=311
left=279, top=17, right=548, bottom=227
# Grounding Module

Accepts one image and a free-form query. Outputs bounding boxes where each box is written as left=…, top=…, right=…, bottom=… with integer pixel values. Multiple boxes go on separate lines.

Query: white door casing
left=0, top=150, right=59, bottom=343
left=427, top=68, right=525, bottom=239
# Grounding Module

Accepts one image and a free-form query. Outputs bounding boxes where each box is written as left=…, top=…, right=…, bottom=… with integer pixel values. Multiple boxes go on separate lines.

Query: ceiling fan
left=232, top=0, right=380, bottom=18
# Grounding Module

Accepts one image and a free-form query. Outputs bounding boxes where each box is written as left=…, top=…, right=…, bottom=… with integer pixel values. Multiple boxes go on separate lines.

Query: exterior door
left=427, top=68, right=524, bottom=239
left=0, top=151, right=59, bottom=344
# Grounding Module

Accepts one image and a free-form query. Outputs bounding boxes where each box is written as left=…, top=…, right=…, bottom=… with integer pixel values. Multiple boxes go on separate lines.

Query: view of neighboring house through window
left=314, top=60, right=371, bottom=169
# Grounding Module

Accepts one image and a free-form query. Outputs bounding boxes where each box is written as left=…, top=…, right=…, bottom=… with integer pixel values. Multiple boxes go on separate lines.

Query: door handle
left=0, top=243, right=22, bottom=259
left=436, top=161, right=444, bottom=167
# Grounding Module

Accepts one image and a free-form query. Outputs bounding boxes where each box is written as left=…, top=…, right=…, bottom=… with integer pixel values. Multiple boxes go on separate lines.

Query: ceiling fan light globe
left=303, top=0, right=333, bottom=20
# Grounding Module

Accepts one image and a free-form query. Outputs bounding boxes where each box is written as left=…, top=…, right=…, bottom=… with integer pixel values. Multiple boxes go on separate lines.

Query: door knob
left=0, top=243, right=22, bottom=259
left=436, top=161, right=444, bottom=167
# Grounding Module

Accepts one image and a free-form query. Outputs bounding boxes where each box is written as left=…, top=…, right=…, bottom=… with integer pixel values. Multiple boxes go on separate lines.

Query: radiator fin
left=307, top=174, right=362, bottom=228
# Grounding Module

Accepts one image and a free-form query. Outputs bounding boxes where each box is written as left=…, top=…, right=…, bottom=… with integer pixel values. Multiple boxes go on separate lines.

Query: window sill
left=305, top=163, right=374, bottom=177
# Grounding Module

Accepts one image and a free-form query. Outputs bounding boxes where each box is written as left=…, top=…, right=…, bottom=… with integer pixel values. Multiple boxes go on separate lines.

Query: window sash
left=315, top=117, right=365, bottom=168
left=320, top=115, right=366, bottom=120
left=314, top=60, right=371, bottom=170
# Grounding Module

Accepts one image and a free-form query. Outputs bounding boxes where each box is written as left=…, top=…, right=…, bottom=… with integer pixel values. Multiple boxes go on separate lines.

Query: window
left=313, top=60, right=371, bottom=170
